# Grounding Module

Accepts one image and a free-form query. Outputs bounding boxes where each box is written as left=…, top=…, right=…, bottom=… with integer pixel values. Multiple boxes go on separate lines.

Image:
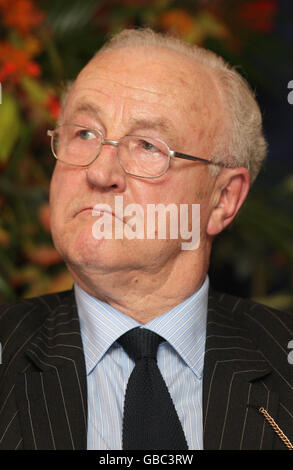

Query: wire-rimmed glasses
left=47, top=124, right=227, bottom=179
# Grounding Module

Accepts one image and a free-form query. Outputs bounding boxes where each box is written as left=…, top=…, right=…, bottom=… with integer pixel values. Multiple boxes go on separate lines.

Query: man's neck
left=67, top=250, right=210, bottom=324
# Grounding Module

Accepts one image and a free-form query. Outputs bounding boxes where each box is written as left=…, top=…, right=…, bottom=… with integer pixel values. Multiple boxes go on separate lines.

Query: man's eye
left=77, top=129, right=96, bottom=140
left=140, top=140, right=159, bottom=152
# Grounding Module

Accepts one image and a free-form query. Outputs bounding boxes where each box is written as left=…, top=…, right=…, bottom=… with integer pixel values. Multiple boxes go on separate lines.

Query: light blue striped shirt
left=74, top=276, right=209, bottom=450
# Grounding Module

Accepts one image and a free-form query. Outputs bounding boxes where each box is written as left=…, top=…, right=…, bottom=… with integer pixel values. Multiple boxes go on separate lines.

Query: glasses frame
left=47, top=124, right=227, bottom=179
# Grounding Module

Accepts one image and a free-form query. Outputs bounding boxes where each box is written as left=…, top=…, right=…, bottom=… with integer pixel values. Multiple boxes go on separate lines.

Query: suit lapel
left=203, top=292, right=279, bottom=450
left=15, top=291, right=88, bottom=450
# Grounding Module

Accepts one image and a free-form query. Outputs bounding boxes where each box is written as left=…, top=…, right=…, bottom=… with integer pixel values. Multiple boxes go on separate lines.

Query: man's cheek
left=49, top=170, right=61, bottom=206
left=49, top=171, right=72, bottom=210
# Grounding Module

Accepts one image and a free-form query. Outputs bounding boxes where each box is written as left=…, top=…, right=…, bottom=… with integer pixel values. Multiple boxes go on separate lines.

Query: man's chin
left=61, top=238, right=121, bottom=268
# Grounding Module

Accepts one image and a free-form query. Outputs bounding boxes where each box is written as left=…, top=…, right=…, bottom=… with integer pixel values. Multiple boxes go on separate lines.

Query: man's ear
left=207, top=167, right=250, bottom=236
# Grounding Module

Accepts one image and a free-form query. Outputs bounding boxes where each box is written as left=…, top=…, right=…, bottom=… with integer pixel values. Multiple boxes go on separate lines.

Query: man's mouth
left=76, top=206, right=126, bottom=225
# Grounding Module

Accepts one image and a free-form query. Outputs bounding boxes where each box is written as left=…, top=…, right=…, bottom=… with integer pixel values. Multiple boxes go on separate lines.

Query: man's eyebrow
left=127, top=117, right=175, bottom=135
left=70, top=102, right=103, bottom=117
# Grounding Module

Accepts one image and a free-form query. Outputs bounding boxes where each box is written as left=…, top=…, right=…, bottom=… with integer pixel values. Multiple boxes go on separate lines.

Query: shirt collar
left=74, top=276, right=209, bottom=379
left=145, top=277, right=208, bottom=378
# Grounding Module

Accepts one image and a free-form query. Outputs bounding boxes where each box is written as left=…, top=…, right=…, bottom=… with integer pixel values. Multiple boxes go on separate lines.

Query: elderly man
left=0, top=28, right=292, bottom=451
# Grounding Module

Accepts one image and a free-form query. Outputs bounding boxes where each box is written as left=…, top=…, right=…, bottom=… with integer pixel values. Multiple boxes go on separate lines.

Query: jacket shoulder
left=209, top=290, right=293, bottom=367
left=210, top=290, right=293, bottom=328
left=0, top=289, right=75, bottom=356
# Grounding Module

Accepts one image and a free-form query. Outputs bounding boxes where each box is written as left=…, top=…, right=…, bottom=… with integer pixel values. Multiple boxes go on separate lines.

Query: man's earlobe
left=207, top=168, right=250, bottom=236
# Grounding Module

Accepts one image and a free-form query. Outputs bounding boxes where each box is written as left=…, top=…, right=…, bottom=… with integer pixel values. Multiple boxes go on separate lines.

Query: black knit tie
left=117, top=327, right=188, bottom=450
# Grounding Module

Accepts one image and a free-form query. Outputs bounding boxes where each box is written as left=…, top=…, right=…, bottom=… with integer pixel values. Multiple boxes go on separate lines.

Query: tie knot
left=117, top=328, right=164, bottom=362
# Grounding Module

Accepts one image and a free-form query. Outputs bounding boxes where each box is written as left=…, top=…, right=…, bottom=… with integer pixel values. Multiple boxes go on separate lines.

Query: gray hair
left=95, top=28, right=267, bottom=183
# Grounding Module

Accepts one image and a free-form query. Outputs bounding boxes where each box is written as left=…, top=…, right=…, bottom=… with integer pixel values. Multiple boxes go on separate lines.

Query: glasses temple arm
left=173, top=151, right=223, bottom=165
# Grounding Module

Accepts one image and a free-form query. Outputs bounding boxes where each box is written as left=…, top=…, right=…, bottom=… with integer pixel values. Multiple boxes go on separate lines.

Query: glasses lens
left=52, top=125, right=101, bottom=166
left=119, top=136, right=170, bottom=177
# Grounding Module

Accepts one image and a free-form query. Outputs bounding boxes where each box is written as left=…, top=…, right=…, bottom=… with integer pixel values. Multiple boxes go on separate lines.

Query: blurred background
left=0, top=0, right=292, bottom=308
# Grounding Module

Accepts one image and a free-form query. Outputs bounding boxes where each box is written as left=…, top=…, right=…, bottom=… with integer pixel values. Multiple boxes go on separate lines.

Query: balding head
left=77, top=28, right=266, bottom=183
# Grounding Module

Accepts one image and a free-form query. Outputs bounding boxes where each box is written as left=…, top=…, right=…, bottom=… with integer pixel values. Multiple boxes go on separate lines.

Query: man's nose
left=85, top=141, right=126, bottom=192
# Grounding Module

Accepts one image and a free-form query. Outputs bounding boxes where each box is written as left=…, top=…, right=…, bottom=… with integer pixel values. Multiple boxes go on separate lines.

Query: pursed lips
left=76, top=206, right=127, bottom=225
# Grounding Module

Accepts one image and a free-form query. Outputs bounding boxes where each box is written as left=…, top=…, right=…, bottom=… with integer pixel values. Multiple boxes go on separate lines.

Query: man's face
left=49, top=46, right=225, bottom=277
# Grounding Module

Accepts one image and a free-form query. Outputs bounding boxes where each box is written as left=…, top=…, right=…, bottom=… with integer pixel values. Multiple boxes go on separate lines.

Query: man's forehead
left=72, top=46, right=214, bottom=105
left=62, top=46, right=224, bottom=147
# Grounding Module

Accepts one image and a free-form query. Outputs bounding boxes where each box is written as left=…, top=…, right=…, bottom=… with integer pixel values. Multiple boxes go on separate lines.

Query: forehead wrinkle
left=80, top=72, right=167, bottom=97
left=65, top=85, right=172, bottom=123
left=67, top=100, right=174, bottom=128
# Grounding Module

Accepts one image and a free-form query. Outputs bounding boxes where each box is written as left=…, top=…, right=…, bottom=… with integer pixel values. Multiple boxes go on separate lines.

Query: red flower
left=0, top=62, right=17, bottom=81
left=237, top=0, right=278, bottom=33
left=0, top=0, right=45, bottom=35
left=0, top=42, right=41, bottom=82
left=45, top=94, right=61, bottom=120
left=26, top=62, right=41, bottom=77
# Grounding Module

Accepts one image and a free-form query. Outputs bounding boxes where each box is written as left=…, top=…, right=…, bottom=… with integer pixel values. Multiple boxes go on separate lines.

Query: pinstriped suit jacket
left=0, top=288, right=292, bottom=450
